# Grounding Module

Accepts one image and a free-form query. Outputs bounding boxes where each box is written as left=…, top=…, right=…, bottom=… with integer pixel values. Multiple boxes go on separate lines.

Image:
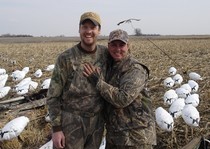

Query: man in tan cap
left=46, top=11, right=108, bottom=149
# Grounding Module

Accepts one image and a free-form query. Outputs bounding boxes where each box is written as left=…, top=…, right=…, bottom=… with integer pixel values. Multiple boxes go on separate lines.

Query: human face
left=108, top=40, right=129, bottom=61
left=79, top=20, right=101, bottom=48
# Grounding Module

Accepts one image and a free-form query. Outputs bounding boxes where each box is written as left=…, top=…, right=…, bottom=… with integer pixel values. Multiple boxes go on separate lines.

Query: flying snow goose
left=182, top=105, right=200, bottom=127
left=0, top=86, right=11, bottom=99
left=172, top=74, right=183, bottom=86
left=155, top=107, right=174, bottom=131
left=34, top=69, right=43, bottom=78
left=185, top=94, right=199, bottom=107
left=41, top=78, right=51, bottom=89
left=168, top=67, right=177, bottom=76
left=188, top=80, right=199, bottom=93
left=163, top=77, right=175, bottom=88
left=163, top=89, right=178, bottom=105
left=0, top=74, right=8, bottom=88
left=169, top=98, right=185, bottom=119
left=0, top=116, right=29, bottom=141
left=0, top=68, right=6, bottom=75
left=189, top=72, right=203, bottom=81
left=45, top=64, right=55, bottom=71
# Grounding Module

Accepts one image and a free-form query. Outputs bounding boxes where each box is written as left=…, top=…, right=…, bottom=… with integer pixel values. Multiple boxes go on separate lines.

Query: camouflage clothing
left=46, top=43, right=108, bottom=148
left=96, top=55, right=157, bottom=147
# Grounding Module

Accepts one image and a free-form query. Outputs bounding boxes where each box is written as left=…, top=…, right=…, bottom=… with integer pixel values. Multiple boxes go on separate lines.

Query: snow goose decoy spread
left=155, top=107, right=174, bottom=131
left=0, top=116, right=29, bottom=141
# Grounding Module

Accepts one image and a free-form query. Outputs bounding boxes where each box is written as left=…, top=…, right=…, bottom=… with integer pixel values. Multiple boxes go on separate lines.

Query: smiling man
left=46, top=12, right=108, bottom=149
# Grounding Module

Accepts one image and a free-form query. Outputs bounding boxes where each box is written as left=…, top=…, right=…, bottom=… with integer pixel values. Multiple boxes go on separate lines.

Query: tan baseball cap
left=108, top=29, right=129, bottom=43
left=80, top=12, right=101, bottom=26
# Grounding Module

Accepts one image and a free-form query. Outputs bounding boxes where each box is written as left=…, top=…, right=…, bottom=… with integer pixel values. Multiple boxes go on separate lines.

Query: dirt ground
left=0, top=36, right=209, bottom=149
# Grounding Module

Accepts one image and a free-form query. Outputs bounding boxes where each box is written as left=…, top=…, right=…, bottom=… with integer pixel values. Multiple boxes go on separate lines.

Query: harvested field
left=0, top=36, right=210, bottom=149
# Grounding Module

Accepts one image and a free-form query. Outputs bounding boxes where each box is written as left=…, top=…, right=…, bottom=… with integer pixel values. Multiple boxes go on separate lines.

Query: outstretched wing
left=117, top=18, right=141, bottom=26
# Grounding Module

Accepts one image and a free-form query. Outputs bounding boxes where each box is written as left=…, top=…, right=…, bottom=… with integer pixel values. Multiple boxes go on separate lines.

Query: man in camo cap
left=46, top=11, right=108, bottom=149
left=83, top=29, right=157, bottom=149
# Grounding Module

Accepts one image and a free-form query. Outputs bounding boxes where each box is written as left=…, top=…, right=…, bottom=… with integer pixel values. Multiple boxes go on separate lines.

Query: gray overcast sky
left=1, top=0, right=210, bottom=37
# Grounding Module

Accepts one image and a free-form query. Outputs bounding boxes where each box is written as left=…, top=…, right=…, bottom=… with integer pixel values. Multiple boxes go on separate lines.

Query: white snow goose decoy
left=168, top=67, right=177, bottom=76
left=182, top=105, right=200, bottom=127
left=34, top=69, right=43, bottom=78
left=155, top=107, right=174, bottom=131
left=189, top=72, right=203, bottom=81
left=163, top=89, right=178, bottom=105
left=0, top=116, right=29, bottom=141
left=0, top=74, right=8, bottom=88
left=163, top=77, right=175, bottom=88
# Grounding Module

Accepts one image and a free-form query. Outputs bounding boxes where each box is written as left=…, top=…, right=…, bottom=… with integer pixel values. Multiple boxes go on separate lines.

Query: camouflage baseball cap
left=80, top=12, right=101, bottom=26
left=108, top=29, right=129, bottom=43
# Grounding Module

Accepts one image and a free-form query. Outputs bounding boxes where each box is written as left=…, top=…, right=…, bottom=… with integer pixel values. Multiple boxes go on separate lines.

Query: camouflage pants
left=105, top=124, right=156, bottom=149
left=58, top=110, right=104, bottom=149
left=105, top=143, right=153, bottom=149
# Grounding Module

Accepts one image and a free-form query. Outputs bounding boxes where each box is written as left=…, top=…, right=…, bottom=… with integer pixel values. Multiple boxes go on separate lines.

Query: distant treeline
left=0, top=34, right=33, bottom=37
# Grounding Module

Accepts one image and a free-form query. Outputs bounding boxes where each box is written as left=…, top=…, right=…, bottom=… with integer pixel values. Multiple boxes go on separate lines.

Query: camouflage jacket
left=46, top=43, right=108, bottom=129
left=97, top=55, right=156, bottom=143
